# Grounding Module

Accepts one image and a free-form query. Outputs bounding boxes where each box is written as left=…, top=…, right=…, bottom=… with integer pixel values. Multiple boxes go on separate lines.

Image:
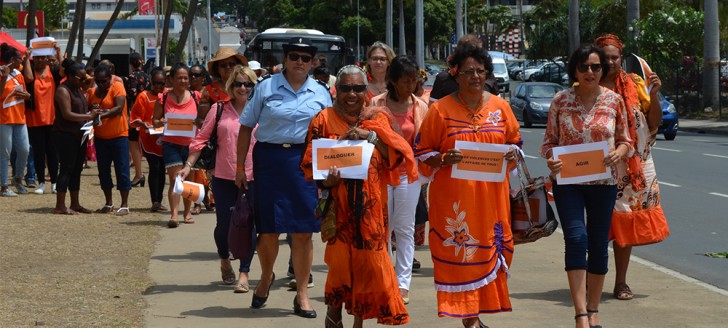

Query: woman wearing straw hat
left=237, top=37, right=332, bottom=318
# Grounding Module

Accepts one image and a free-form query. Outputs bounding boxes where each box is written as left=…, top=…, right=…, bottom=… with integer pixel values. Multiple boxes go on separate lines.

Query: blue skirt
left=253, top=142, right=319, bottom=233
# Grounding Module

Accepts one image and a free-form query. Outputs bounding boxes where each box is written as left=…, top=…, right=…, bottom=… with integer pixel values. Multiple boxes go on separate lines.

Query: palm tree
left=398, top=0, right=405, bottom=55
left=703, top=0, right=720, bottom=109
left=626, top=0, right=639, bottom=53
left=174, top=0, right=200, bottom=64
left=567, top=0, right=579, bottom=54
left=76, top=0, right=86, bottom=62
left=88, top=0, right=126, bottom=63
left=456, top=0, right=463, bottom=40
left=386, top=0, right=393, bottom=47
left=25, top=0, right=37, bottom=46
left=415, top=0, right=423, bottom=67
left=66, top=0, right=84, bottom=59
left=160, top=0, right=174, bottom=67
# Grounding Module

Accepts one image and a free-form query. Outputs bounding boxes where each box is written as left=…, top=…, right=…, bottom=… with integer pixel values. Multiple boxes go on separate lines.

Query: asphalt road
left=516, top=126, right=728, bottom=291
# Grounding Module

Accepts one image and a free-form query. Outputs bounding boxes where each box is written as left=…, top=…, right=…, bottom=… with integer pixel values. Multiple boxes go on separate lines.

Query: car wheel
left=523, top=110, right=533, bottom=128
left=664, top=132, right=677, bottom=140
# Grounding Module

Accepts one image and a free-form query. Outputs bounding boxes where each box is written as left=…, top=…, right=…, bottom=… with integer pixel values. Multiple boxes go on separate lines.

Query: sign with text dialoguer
left=451, top=140, right=511, bottom=182
left=312, top=139, right=374, bottom=180
left=553, top=141, right=611, bottom=185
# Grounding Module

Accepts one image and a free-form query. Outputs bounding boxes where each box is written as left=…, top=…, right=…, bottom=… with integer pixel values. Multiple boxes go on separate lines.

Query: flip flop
left=191, top=205, right=202, bottom=215
left=95, top=205, right=114, bottom=214
left=183, top=217, right=195, bottom=224
left=70, top=206, right=93, bottom=214
left=167, top=219, right=179, bottom=228
left=614, top=282, right=634, bottom=300
left=115, top=207, right=130, bottom=216
left=53, top=208, right=79, bottom=215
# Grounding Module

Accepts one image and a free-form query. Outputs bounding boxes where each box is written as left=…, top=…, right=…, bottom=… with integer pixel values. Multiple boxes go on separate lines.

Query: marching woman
left=0, top=44, right=31, bottom=196
left=52, top=60, right=100, bottom=214
left=130, top=67, right=168, bottom=212
left=153, top=64, right=200, bottom=228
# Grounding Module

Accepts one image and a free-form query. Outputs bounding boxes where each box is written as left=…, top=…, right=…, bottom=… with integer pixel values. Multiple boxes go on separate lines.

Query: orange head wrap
left=595, top=34, right=624, bottom=52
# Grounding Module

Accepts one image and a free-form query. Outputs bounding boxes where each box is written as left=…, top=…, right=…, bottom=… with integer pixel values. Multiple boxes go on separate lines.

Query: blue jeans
left=211, top=177, right=257, bottom=272
left=552, top=181, right=617, bottom=275
left=0, top=124, right=30, bottom=187
left=94, top=136, right=131, bottom=191
left=11, top=145, right=35, bottom=184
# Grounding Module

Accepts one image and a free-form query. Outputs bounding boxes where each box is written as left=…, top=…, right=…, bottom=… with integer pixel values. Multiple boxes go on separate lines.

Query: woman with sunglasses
left=87, top=64, right=132, bottom=216
left=540, top=44, right=632, bottom=328
left=180, top=65, right=259, bottom=291
left=414, top=42, right=520, bottom=328
left=189, top=64, right=208, bottom=93
left=130, top=67, right=168, bottom=212
left=301, top=65, right=415, bottom=327
left=595, top=34, right=670, bottom=304
left=370, top=55, right=429, bottom=305
left=237, top=38, right=332, bottom=318
left=52, top=59, right=100, bottom=214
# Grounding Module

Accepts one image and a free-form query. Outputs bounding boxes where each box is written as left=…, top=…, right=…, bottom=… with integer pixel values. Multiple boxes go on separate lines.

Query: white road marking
left=693, top=139, right=712, bottom=142
left=658, top=182, right=681, bottom=187
left=520, top=129, right=532, bottom=133
left=703, top=153, right=728, bottom=159
left=523, top=154, right=538, bottom=159
left=654, top=147, right=682, bottom=152
left=709, top=192, right=728, bottom=198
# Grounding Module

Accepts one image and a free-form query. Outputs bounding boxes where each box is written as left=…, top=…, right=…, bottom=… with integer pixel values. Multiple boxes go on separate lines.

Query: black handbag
left=228, top=187, right=254, bottom=260
left=510, top=150, right=558, bottom=245
left=194, top=101, right=224, bottom=170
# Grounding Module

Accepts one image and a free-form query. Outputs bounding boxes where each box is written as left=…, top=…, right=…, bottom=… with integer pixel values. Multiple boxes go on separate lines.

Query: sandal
left=70, top=206, right=93, bottom=214
left=167, top=219, right=179, bottom=228
left=191, top=204, right=202, bottom=215
left=183, top=216, right=195, bottom=224
left=614, top=282, right=634, bottom=300
left=325, top=314, right=343, bottom=328
left=53, top=208, right=79, bottom=215
left=587, top=309, right=602, bottom=328
left=221, top=266, right=236, bottom=285
left=234, top=281, right=250, bottom=293
left=115, top=207, right=130, bottom=216
left=95, top=205, right=114, bottom=214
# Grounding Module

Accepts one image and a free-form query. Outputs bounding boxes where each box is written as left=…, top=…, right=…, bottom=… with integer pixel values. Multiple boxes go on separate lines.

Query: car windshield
left=528, top=85, right=563, bottom=98
left=493, top=64, right=507, bottom=74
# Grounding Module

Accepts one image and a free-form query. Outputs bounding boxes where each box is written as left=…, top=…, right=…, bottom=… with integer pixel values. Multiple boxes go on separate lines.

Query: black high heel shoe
left=131, top=175, right=145, bottom=187
left=251, top=273, right=275, bottom=309
left=293, top=295, right=317, bottom=318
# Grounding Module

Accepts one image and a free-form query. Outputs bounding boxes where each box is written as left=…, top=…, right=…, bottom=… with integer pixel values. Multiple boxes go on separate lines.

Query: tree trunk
left=626, top=0, right=639, bottom=54
left=456, top=0, right=463, bottom=41
left=88, top=0, right=125, bottom=63
left=66, top=0, right=84, bottom=59
left=415, top=0, right=423, bottom=68
left=702, top=0, right=720, bottom=109
left=160, top=0, right=174, bottom=67
left=25, top=0, right=38, bottom=46
left=567, top=0, right=579, bottom=55
left=386, top=0, right=393, bottom=48
left=174, top=0, right=199, bottom=64
left=76, top=0, right=86, bottom=62
left=398, top=0, right=405, bottom=55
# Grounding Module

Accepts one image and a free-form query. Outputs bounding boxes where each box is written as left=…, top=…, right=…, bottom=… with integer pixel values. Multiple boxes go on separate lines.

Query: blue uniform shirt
left=240, top=71, right=332, bottom=144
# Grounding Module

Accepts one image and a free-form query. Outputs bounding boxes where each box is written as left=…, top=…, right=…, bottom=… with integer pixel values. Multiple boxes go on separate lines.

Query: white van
left=491, top=57, right=510, bottom=93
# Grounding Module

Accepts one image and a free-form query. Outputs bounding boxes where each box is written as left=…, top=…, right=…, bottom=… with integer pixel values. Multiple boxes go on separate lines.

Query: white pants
left=387, top=174, right=421, bottom=291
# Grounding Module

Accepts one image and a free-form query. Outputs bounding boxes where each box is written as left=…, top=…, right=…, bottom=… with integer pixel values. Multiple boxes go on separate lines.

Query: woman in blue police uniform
left=236, top=38, right=332, bottom=318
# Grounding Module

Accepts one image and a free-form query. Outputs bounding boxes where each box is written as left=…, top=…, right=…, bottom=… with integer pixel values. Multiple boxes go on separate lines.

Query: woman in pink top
left=153, top=64, right=201, bottom=227
left=370, top=55, right=427, bottom=305
left=180, top=65, right=258, bottom=291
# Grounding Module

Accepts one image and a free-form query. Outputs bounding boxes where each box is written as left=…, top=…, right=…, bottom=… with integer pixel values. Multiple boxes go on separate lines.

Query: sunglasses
left=337, top=84, right=367, bottom=93
left=577, top=63, right=603, bottom=73
left=217, top=62, right=238, bottom=69
left=232, top=81, right=255, bottom=88
left=152, top=81, right=166, bottom=86
left=190, top=73, right=203, bottom=78
left=287, top=53, right=313, bottom=63
left=459, top=69, right=487, bottom=77
left=95, top=78, right=110, bottom=84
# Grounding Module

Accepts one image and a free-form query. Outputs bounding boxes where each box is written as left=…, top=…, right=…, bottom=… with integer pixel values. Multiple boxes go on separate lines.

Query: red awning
left=0, top=32, right=28, bottom=53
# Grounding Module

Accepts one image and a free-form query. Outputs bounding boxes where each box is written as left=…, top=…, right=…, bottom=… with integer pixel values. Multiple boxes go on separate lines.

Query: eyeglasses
left=577, top=64, right=602, bottom=73
left=459, top=69, right=487, bottom=77
left=287, top=53, right=313, bottom=63
left=232, top=81, right=255, bottom=88
left=95, top=78, right=109, bottom=85
left=217, top=62, right=238, bottom=69
left=337, top=84, right=367, bottom=93
left=369, top=56, right=388, bottom=63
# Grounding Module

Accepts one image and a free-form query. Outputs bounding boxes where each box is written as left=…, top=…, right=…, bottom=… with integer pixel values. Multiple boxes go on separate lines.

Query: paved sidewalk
left=678, top=118, right=728, bottom=135
left=143, top=212, right=728, bottom=328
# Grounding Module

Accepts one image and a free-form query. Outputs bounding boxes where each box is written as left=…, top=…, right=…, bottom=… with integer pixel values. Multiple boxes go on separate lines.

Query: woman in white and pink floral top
left=540, top=44, right=632, bottom=328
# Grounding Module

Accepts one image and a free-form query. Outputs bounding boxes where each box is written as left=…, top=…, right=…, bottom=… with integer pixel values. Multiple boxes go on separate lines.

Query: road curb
left=678, top=125, right=728, bottom=136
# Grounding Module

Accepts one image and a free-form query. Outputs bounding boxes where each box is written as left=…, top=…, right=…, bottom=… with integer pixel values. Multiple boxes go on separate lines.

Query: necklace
left=456, top=92, right=487, bottom=132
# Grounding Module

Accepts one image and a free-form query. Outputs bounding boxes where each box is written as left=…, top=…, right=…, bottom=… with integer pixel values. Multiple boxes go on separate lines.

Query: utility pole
left=626, top=0, right=639, bottom=54
left=568, top=0, right=579, bottom=55
left=415, top=0, right=424, bottom=68
left=456, top=0, right=463, bottom=40
left=207, top=0, right=212, bottom=61
left=386, top=0, right=393, bottom=49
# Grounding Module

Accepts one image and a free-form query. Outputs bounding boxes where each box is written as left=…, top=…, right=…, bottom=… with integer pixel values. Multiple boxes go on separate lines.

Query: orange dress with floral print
left=301, top=106, right=417, bottom=325
left=414, top=94, right=521, bottom=318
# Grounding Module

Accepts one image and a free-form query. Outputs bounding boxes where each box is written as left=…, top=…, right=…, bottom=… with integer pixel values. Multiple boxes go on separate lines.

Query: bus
left=244, top=28, right=354, bottom=74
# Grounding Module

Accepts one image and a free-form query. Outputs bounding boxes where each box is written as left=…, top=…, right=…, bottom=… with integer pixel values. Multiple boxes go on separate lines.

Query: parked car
left=425, top=63, right=443, bottom=75
left=510, top=82, right=565, bottom=127
left=492, top=57, right=510, bottom=93
left=508, top=61, right=523, bottom=80
left=658, top=92, right=678, bottom=140
left=530, top=62, right=566, bottom=84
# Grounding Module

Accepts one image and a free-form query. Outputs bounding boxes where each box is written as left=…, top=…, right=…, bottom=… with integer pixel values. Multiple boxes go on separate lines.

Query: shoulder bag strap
left=209, top=100, right=224, bottom=146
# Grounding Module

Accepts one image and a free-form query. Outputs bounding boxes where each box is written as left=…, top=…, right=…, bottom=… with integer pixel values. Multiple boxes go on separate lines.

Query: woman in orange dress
left=414, top=43, right=520, bottom=328
left=595, top=34, right=670, bottom=301
left=301, top=66, right=415, bottom=327
left=130, top=67, right=167, bottom=212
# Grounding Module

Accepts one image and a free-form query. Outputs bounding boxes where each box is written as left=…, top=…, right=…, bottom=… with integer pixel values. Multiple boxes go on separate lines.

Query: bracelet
left=440, top=153, right=446, bottom=166
left=367, top=130, right=377, bottom=144
left=235, top=164, right=245, bottom=173
left=184, top=161, right=193, bottom=167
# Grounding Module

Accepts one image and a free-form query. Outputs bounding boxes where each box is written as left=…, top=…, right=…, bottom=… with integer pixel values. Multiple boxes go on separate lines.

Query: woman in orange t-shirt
left=23, top=46, right=62, bottom=195
left=0, top=43, right=31, bottom=196
left=131, top=67, right=167, bottom=212
left=88, top=64, right=131, bottom=215
left=153, top=64, right=200, bottom=228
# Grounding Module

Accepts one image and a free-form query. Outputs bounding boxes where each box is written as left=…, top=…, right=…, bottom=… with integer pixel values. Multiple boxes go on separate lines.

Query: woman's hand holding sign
left=322, top=166, right=341, bottom=188
left=603, top=144, right=629, bottom=167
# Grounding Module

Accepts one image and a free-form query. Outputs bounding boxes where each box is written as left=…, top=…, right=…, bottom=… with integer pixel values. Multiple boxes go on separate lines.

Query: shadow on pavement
left=152, top=251, right=218, bottom=262
left=143, top=282, right=223, bottom=295
left=181, top=306, right=295, bottom=319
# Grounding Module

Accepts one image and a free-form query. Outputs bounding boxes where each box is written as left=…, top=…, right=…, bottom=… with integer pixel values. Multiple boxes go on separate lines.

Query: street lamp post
left=357, top=0, right=360, bottom=62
